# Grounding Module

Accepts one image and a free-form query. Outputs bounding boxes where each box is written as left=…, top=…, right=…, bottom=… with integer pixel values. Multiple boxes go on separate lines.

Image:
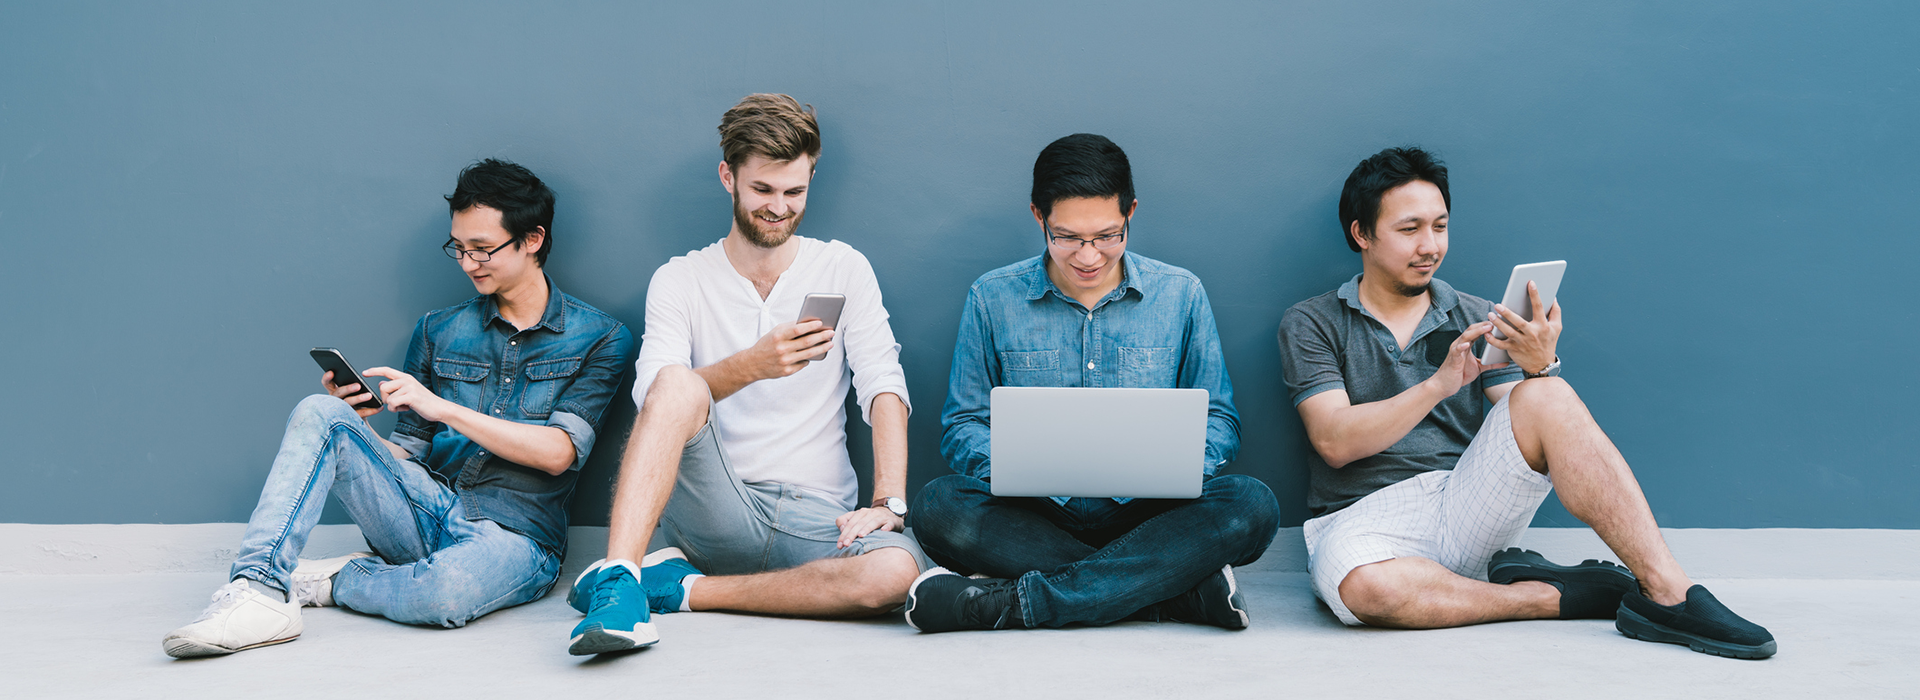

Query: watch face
left=885, top=498, right=908, bottom=516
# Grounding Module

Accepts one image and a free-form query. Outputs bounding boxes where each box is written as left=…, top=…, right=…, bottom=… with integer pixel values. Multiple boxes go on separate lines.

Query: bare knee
left=1338, top=560, right=1423, bottom=627
left=1506, top=376, right=1582, bottom=418
left=1506, top=377, right=1595, bottom=471
left=642, top=366, right=712, bottom=425
left=845, top=548, right=918, bottom=614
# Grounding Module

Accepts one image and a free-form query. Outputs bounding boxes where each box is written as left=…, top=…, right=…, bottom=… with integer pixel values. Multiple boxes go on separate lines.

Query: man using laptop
left=1278, top=146, right=1774, bottom=658
left=906, top=133, right=1280, bottom=633
left=162, top=160, right=634, bottom=657
left=565, top=94, right=929, bottom=655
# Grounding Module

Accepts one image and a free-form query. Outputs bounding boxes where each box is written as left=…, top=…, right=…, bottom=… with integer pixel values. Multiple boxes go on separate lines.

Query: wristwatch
left=873, top=496, right=908, bottom=517
left=1524, top=357, right=1562, bottom=380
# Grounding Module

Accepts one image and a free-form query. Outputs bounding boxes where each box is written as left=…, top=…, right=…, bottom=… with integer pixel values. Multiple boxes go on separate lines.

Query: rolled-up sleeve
left=550, top=324, right=636, bottom=471
left=939, top=286, right=996, bottom=481
left=840, top=249, right=911, bottom=422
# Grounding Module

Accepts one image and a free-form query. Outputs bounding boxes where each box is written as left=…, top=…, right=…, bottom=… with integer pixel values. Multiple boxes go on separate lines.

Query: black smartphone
left=795, top=293, right=846, bottom=362
left=310, top=348, right=384, bottom=410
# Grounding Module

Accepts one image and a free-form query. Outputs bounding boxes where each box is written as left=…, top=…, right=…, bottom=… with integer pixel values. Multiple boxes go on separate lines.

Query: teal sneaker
left=567, top=548, right=700, bottom=615
left=639, top=548, right=701, bottom=614
left=567, top=563, right=658, bottom=656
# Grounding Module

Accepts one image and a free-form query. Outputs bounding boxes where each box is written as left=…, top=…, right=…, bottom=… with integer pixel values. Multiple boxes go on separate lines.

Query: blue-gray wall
left=3, top=1, right=1915, bottom=528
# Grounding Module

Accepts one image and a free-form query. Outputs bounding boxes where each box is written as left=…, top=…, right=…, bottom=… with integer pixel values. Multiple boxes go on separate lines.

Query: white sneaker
left=292, top=552, right=373, bottom=607
left=162, top=580, right=303, bottom=658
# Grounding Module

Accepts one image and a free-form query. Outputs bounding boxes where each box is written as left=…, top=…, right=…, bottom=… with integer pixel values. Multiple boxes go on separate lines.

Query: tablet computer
left=1480, top=261, right=1566, bottom=366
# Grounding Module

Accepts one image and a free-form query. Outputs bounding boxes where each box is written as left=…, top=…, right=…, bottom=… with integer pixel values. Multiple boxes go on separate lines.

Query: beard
left=732, top=192, right=803, bottom=249
left=1392, top=257, right=1443, bottom=297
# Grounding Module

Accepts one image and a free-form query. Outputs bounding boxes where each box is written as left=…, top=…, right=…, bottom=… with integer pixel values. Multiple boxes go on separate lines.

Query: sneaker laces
left=289, top=574, right=327, bottom=607
left=589, top=568, right=636, bottom=612
left=193, top=581, right=252, bottom=622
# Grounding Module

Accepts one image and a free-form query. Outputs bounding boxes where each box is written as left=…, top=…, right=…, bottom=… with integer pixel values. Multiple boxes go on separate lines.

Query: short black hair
left=1031, top=133, right=1135, bottom=220
left=445, top=159, right=556, bottom=266
left=1338, top=146, right=1450, bottom=252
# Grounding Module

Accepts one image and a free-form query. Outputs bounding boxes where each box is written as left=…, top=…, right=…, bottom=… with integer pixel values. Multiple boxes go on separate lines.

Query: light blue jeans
left=228, top=395, right=560, bottom=628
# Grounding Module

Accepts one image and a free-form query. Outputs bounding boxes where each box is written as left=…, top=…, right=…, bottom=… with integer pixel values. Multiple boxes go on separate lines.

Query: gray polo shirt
left=1278, top=274, right=1523, bottom=518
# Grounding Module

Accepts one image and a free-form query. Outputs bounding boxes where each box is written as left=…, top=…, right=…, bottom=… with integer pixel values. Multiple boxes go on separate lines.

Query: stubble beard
left=733, top=192, right=803, bottom=249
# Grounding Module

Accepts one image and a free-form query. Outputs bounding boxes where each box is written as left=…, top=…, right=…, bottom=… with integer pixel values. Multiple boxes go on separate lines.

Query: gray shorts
left=658, top=418, right=932, bottom=577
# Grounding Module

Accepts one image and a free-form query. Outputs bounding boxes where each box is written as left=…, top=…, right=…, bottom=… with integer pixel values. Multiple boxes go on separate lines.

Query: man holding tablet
left=1278, top=146, right=1774, bottom=658
left=565, top=94, right=926, bottom=655
left=906, top=134, right=1280, bottom=633
left=163, top=160, right=635, bottom=657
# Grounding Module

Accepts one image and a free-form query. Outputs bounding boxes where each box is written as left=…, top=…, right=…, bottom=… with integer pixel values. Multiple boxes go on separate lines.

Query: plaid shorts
left=1302, top=396, right=1554, bottom=626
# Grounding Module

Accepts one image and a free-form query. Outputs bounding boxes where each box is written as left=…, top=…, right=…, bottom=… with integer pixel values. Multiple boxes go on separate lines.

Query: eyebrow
left=750, top=180, right=806, bottom=191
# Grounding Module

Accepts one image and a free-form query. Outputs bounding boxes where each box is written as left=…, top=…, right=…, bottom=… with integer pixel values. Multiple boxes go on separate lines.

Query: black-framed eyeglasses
left=443, top=238, right=517, bottom=262
left=1043, top=221, right=1128, bottom=251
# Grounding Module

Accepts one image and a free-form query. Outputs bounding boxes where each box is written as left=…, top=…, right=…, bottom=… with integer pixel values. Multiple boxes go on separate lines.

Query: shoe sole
left=163, top=633, right=298, bottom=659
left=1219, top=565, right=1250, bottom=630
left=1488, top=549, right=1632, bottom=585
left=1616, top=606, right=1778, bottom=659
left=903, top=566, right=955, bottom=632
left=567, top=548, right=690, bottom=614
left=568, top=621, right=659, bottom=656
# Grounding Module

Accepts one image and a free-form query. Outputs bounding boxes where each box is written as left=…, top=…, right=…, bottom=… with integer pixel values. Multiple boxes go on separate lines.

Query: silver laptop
left=989, top=387, right=1209, bottom=499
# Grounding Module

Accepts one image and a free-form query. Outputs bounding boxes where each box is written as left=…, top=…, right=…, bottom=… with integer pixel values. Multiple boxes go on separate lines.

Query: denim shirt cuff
left=388, top=432, right=431, bottom=462
left=546, top=411, right=597, bottom=472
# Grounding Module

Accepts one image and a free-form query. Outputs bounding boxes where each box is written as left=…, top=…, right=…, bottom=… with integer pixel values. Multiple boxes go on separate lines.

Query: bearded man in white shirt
left=565, top=94, right=927, bottom=655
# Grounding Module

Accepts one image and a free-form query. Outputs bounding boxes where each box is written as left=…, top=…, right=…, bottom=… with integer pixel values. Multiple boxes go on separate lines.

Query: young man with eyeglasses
left=903, top=133, right=1280, bottom=633
left=162, top=159, right=634, bottom=658
left=564, top=94, right=927, bottom=655
left=1278, top=147, right=1774, bottom=658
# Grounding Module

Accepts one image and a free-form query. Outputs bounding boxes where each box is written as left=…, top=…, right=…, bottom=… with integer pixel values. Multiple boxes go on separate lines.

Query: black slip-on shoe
left=1617, top=585, right=1776, bottom=659
left=1487, top=548, right=1637, bottom=619
left=1154, top=565, right=1249, bottom=630
left=904, top=567, right=1021, bottom=633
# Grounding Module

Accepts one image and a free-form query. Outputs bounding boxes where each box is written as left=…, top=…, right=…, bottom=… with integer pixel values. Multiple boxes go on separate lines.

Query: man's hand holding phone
left=322, top=371, right=384, bottom=420
left=363, top=367, right=458, bottom=423
left=1424, top=321, right=1505, bottom=398
left=742, top=320, right=835, bottom=381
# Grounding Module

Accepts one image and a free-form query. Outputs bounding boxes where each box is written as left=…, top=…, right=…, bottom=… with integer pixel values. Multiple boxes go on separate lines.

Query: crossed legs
left=604, top=365, right=918, bottom=618
left=1338, top=377, right=1691, bottom=628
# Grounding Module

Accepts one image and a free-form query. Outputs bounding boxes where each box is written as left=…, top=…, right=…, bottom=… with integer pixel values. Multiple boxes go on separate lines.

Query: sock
left=243, top=578, right=288, bottom=603
left=679, top=574, right=705, bottom=612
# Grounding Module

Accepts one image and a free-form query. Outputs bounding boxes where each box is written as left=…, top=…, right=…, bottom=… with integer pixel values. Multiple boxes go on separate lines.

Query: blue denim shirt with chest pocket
left=940, top=252, right=1240, bottom=503
left=388, top=276, right=635, bottom=557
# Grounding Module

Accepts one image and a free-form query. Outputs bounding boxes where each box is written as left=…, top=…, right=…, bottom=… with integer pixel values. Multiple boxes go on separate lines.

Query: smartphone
left=310, top=348, right=384, bottom=410
left=795, top=293, right=846, bottom=362
left=1480, top=261, right=1566, bottom=365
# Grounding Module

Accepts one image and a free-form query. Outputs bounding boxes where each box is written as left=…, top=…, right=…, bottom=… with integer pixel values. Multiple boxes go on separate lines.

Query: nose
left=1073, top=243, right=1105, bottom=266
left=1415, top=229, right=1439, bottom=256
left=765, top=196, right=790, bottom=217
left=460, top=255, right=482, bottom=274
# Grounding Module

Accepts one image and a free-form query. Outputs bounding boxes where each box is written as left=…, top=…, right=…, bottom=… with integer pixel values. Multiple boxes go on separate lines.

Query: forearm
left=694, top=355, right=757, bottom=401
left=868, top=393, right=909, bottom=500
left=435, top=406, right=576, bottom=475
left=1308, top=380, right=1452, bottom=468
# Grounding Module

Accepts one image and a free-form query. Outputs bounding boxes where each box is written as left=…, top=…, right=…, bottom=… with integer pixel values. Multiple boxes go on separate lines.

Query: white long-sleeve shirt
left=631, top=236, right=911, bottom=508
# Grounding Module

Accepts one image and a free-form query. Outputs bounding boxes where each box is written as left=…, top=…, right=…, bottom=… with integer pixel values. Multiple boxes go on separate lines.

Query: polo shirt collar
left=1337, top=273, right=1460, bottom=315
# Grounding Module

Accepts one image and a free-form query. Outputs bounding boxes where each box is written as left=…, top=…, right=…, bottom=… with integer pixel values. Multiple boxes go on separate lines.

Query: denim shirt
left=389, top=276, right=635, bottom=556
left=940, top=252, right=1240, bottom=503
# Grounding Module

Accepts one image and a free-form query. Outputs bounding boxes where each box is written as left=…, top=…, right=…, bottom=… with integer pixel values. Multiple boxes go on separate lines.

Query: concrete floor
left=2, top=525, right=1915, bottom=699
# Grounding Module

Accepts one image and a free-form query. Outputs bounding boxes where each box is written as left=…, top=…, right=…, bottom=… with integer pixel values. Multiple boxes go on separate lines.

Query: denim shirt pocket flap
left=432, top=358, right=491, bottom=382
left=524, top=357, right=583, bottom=381
left=999, top=349, right=1058, bottom=371
left=1118, top=346, right=1176, bottom=387
left=521, top=357, right=584, bottom=418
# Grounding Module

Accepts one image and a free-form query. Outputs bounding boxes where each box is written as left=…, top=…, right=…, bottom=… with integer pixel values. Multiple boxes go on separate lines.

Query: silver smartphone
left=310, top=347, right=383, bottom=410
left=796, top=293, right=846, bottom=362
left=1481, top=261, right=1566, bottom=365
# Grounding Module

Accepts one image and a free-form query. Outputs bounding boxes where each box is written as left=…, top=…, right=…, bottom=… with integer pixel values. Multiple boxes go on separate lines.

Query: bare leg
left=605, top=366, right=711, bottom=564
left=1506, top=377, right=1692, bottom=605
left=1340, top=557, right=1559, bottom=628
left=687, top=547, right=920, bottom=618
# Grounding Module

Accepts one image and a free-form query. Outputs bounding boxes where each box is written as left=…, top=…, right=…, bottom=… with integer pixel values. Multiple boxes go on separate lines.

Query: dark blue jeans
left=911, top=473, right=1281, bottom=628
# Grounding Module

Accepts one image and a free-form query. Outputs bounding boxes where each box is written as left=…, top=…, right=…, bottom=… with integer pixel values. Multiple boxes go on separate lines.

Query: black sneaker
left=904, top=567, right=1021, bottom=633
left=1149, top=565, right=1249, bottom=630
left=1487, top=548, right=1637, bottom=620
left=1617, top=585, right=1776, bottom=659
